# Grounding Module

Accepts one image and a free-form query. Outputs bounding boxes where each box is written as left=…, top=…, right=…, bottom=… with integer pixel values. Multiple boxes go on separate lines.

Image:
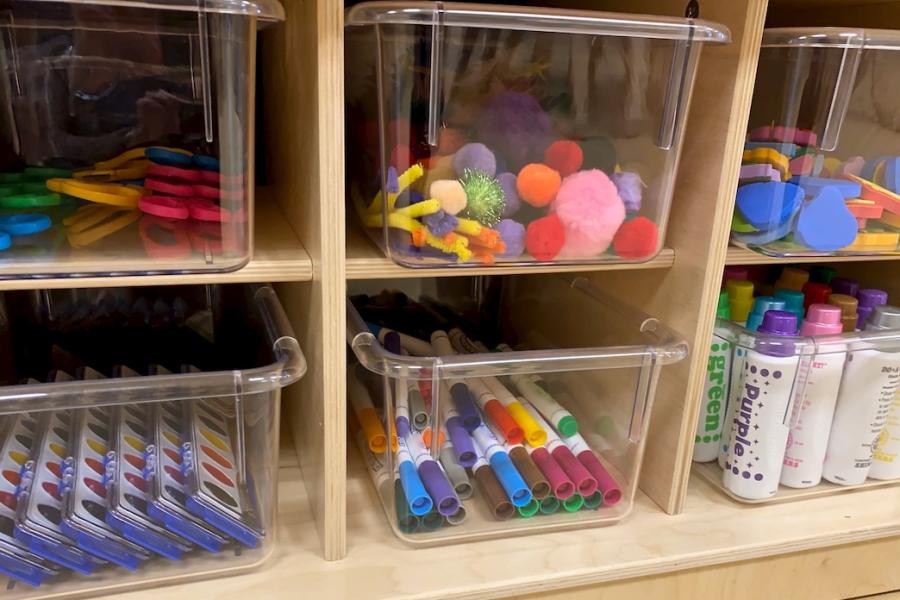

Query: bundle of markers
left=349, top=291, right=621, bottom=534
left=694, top=264, right=900, bottom=501
left=0, top=365, right=261, bottom=588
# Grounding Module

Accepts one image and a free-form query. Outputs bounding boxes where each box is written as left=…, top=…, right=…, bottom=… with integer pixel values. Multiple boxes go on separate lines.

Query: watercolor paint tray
left=0, top=284, right=305, bottom=595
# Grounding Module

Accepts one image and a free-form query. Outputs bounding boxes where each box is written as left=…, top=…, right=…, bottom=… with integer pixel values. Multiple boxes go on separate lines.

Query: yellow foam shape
left=845, top=231, right=900, bottom=251
left=882, top=211, right=900, bottom=228
left=742, top=148, right=790, bottom=179
left=823, top=157, right=842, bottom=175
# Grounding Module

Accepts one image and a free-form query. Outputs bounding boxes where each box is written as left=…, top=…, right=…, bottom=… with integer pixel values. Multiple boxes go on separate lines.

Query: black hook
left=685, top=0, right=699, bottom=18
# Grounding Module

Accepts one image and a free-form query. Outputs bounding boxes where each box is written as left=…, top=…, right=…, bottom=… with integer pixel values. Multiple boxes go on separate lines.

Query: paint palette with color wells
left=0, top=284, right=306, bottom=595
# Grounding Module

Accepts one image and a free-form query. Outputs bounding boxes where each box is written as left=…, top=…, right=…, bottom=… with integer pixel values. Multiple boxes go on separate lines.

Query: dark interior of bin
left=0, top=285, right=269, bottom=387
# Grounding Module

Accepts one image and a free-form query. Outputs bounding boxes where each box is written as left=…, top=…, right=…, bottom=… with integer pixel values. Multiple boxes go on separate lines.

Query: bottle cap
left=831, top=277, right=859, bottom=298
left=864, top=305, right=900, bottom=331
left=746, top=296, right=786, bottom=331
left=857, top=288, right=888, bottom=308
left=716, top=290, right=731, bottom=319
left=726, top=280, right=754, bottom=322
left=827, top=293, right=858, bottom=316
left=810, top=265, right=837, bottom=285
left=758, top=310, right=798, bottom=336
left=775, top=267, right=809, bottom=291
left=801, top=282, right=832, bottom=310
left=723, top=266, right=749, bottom=283
left=800, top=304, right=843, bottom=336
left=774, top=288, right=804, bottom=315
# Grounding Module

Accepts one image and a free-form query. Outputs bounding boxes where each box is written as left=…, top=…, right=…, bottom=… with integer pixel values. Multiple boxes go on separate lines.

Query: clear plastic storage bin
left=0, top=0, right=284, bottom=279
left=693, top=312, right=900, bottom=504
left=345, top=3, right=729, bottom=268
left=346, top=275, right=687, bottom=546
left=734, top=28, right=900, bottom=257
left=0, top=283, right=305, bottom=595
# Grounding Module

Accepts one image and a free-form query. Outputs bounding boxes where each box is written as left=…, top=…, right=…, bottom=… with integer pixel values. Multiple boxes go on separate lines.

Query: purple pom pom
left=387, top=167, right=399, bottom=194
left=496, top=219, right=526, bottom=257
left=497, top=172, right=520, bottom=218
left=611, top=172, right=644, bottom=212
left=423, top=210, right=459, bottom=237
left=453, top=143, right=496, bottom=177
left=476, top=91, right=552, bottom=170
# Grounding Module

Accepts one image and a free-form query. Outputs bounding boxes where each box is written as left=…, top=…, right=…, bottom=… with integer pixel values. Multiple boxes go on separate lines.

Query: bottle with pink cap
left=780, top=304, right=846, bottom=488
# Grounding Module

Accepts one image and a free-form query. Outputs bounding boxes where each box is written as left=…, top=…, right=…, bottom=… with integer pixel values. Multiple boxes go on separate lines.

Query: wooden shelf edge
left=726, top=246, right=900, bottom=266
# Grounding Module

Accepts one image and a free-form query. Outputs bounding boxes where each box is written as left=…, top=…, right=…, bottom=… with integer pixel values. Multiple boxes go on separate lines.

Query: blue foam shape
left=886, top=157, right=900, bottom=194
left=745, top=141, right=799, bottom=157
left=146, top=147, right=192, bottom=168
left=735, top=182, right=804, bottom=229
left=0, top=231, right=9, bottom=251
left=0, top=214, right=51, bottom=236
left=794, top=187, right=859, bottom=251
left=862, top=156, right=889, bottom=181
left=792, top=176, right=861, bottom=199
left=732, top=212, right=798, bottom=246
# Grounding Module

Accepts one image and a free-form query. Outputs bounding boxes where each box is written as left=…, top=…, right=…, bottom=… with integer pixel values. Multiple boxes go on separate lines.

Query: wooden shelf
left=0, top=199, right=312, bottom=291
left=346, top=222, right=676, bottom=279
left=725, top=246, right=900, bottom=266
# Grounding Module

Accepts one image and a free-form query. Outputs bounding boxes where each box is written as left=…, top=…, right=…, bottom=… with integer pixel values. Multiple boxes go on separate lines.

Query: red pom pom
left=526, top=214, right=566, bottom=261
left=612, top=217, right=659, bottom=259
left=543, top=140, right=584, bottom=178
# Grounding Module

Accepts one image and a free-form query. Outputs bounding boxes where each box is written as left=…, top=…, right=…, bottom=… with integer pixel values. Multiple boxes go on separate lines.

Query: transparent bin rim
left=763, top=27, right=900, bottom=50
left=0, top=285, right=307, bottom=414
left=347, top=276, right=689, bottom=380
left=9, top=0, right=285, bottom=22
left=345, top=1, right=730, bottom=43
left=716, top=317, right=900, bottom=356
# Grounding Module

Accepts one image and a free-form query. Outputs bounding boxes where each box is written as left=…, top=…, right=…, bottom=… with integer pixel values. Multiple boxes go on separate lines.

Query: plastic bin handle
left=254, top=285, right=307, bottom=386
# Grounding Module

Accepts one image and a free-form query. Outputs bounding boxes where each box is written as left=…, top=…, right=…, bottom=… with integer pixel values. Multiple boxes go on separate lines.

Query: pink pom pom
left=551, top=170, right=625, bottom=258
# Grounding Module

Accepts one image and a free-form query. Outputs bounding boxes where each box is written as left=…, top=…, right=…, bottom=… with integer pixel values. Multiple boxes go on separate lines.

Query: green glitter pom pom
left=460, top=169, right=506, bottom=227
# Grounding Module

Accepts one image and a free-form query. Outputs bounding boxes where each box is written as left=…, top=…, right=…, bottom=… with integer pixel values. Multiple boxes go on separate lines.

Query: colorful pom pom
left=496, top=219, right=526, bottom=257
left=430, top=179, right=467, bottom=215
left=612, top=216, right=659, bottom=259
left=611, top=172, right=644, bottom=212
left=476, top=91, right=552, bottom=169
left=453, top=143, right=497, bottom=177
left=497, top=172, right=520, bottom=218
left=437, top=128, right=466, bottom=155
left=517, top=164, right=561, bottom=208
left=552, top=169, right=625, bottom=258
left=543, top=141, right=584, bottom=178
left=460, top=169, right=505, bottom=226
left=525, top=213, right=565, bottom=261
left=423, top=210, right=459, bottom=237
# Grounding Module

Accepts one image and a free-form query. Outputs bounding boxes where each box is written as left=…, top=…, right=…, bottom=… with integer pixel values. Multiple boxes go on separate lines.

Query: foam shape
left=552, top=170, right=625, bottom=258
left=789, top=154, right=816, bottom=176
left=742, top=148, right=790, bottom=179
left=525, top=214, right=565, bottom=261
left=453, top=143, right=496, bottom=177
left=841, top=156, right=865, bottom=178
left=745, top=141, right=799, bottom=157
left=885, top=157, right=900, bottom=193
left=794, top=129, right=817, bottom=146
left=857, top=218, right=868, bottom=229
left=612, top=217, right=659, bottom=259
left=496, top=219, right=526, bottom=257
left=732, top=213, right=797, bottom=246
left=497, top=172, right=520, bottom=218
left=794, top=187, right=859, bottom=251
left=735, top=181, right=803, bottom=229
left=731, top=212, right=757, bottom=233
left=543, top=141, right=583, bottom=178
left=739, top=163, right=780, bottom=184
left=819, top=157, right=842, bottom=178
left=517, top=164, right=561, bottom=207
left=771, top=126, right=798, bottom=143
left=882, top=211, right=900, bottom=229
left=611, top=172, right=643, bottom=212
left=437, top=127, right=466, bottom=155
left=846, top=199, right=883, bottom=219
left=793, top=176, right=861, bottom=199
left=848, top=174, right=900, bottom=216
left=430, top=179, right=467, bottom=215
left=844, top=230, right=900, bottom=252
left=862, top=156, right=889, bottom=182
left=748, top=126, right=772, bottom=141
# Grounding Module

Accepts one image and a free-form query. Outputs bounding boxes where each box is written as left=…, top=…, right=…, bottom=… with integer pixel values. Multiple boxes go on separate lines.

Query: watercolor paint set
left=0, top=284, right=305, bottom=594
left=346, top=275, right=686, bottom=546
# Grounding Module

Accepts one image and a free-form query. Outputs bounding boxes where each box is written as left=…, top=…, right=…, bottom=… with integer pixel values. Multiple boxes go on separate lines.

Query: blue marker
left=395, top=437, right=432, bottom=516
left=471, top=424, right=532, bottom=507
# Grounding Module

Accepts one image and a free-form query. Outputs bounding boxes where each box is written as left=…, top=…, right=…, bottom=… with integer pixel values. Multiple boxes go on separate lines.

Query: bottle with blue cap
left=746, top=296, right=786, bottom=332
left=774, top=288, right=805, bottom=328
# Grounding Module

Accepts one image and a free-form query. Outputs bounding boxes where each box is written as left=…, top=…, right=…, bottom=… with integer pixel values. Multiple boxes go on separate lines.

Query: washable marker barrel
left=408, top=379, right=428, bottom=431
left=780, top=305, right=846, bottom=489
left=483, top=376, right=546, bottom=446
left=394, top=480, right=419, bottom=534
left=448, top=327, right=483, bottom=354
left=775, top=289, right=804, bottom=326
left=694, top=291, right=733, bottom=463
left=522, top=401, right=597, bottom=497
left=525, top=442, right=575, bottom=500
left=421, top=426, right=446, bottom=448
left=745, top=296, right=786, bottom=332
left=432, top=329, right=481, bottom=430
left=472, top=424, right=532, bottom=507
left=384, top=333, right=410, bottom=437
left=439, top=392, right=476, bottom=467
left=539, top=495, right=560, bottom=515
left=775, top=267, right=809, bottom=292
left=439, top=442, right=472, bottom=499
left=420, top=511, right=444, bottom=531
left=857, top=289, right=888, bottom=330
left=468, top=377, right=523, bottom=444
left=406, top=432, right=459, bottom=516
left=562, top=494, right=584, bottom=512
left=863, top=306, right=900, bottom=481
left=810, top=266, right=837, bottom=285
left=802, top=282, right=832, bottom=311
left=446, top=505, right=467, bottom=525
left=348, top=371, right=388, bottom=453
left=367, top=322, right=434, bottom=356
left=726, top=280, right=754, bottom=324
left=471, top=444, right=515, bottom=520
left=517, top=498, right=540, bottom=518
left=723, top=311, right=801, bottom=500
left=561, top=431, right=622, bottom=505
left=503, top=440, right=550, bottom=499
left=583, top=491, right=603, bottom=510
left=354, top=364, right=399, bottom=451
left=828, top=294, right=859, bottom=332
left=395, top=436, right=433, bottom=516
left=831, top=277, right=859, bottom=298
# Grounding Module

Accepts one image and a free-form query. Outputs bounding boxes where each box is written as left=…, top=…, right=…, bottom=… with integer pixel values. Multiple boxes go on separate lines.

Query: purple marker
left=406, top=432, right=459, bottom=517
left=382, top=332, right=410, bottom=437
left=723, top=310, right=801, bottom=500
left=830, top=277, right=859, bottom=298
left=856, top=288, right=888, bottom=329
left=439, top=388, right=476, bottom=467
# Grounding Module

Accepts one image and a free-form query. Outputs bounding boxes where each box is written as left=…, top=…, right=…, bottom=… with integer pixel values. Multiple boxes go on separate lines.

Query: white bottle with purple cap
left=866, top=306, right=900, bottom=480
left=780, top=305, right=846, bottom=488
left=823, top=305, right=900, bottom=485
left=723, top=311, right=801, bottom=500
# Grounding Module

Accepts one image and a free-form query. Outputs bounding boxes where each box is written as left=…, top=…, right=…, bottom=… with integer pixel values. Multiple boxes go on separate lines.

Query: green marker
left=810, top=265, right=837, bottom=285
left=693, top=291, right=732, bottom=463
left=420, top=511, right=444, bottom=531
left=582, top=491, right=603, bottom=510
left=517, top=498, right=540, bottom=518
left=394, top=479, right=419, bottom=534
left=562, top=494, right=584, bottom=512
left=539, top=495, right=560, bottom=515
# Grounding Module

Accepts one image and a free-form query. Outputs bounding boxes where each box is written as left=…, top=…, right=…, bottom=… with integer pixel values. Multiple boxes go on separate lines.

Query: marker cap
left=723, top=266, right=749, bottom=284
left=831, top=277, right=859, bottom=298
left=575, top=450, right=622, bottom=506
left=539, top=495, right=560, bottom=515
left=810, top=265, right=837, bottom=285
left=506, top=403, right=547, bottom=447
left=357, top=407, right=387, bottom=454
left=726, top=280, right=754, bottom=322
left=758, top=310, right=798, bottom=336
left=449, top=383, right=481, bottom=432
left=776, top=267, right=809, bottom=291
left=508, top=446, right=550, bottom=500
left=801, top=282, right=832, bottom=310
left=420, top=511, right=444, bottom=531
left=473, top=465, right=515, bottom=520
left=445, top=505, right=467, bottom=525
left=393, top=479, right=420, bottom=534
left=439, top=446, right=473, bottom=500
left=864, top=305, right=900, bottom=331
left=484, top=401, right=524, bottom=445
left=716, top=291, right=732, bottom=320
left=398, top=461, right=432, bottom=516
left=550, top=445, right=598, bottom=497
left=488, top=452, right=532, bottom=507
left=529, top=446, right=575, bottom=500
left=746, top=296, right=786, bottom=332
left=445, top=416, right=476, bottom=467
left=562, top=493, right=585, bottom=512
left=774, top=288, right=804, bottom=314
left=516, top=498, right=540, bottom=518
left=583, top=491, right=604, bottom=509
left=858, top=288, right=888, bottom=308
left=799, top=304, right=843, bottom=336
left=417, top=460, right=459, bottom=516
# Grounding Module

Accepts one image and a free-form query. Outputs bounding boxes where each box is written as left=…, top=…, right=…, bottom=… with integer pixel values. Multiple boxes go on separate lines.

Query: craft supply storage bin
left=0, top=0, right=284, bottom=279
left=734, top=28, right=900, bottom=258
left=344, top=2, right=729, bottom=269
left=0, top=283, right=305, bottom=596
left=694, top=315, right=900, bottom=504
left=346, top=274, right=687, bottom=546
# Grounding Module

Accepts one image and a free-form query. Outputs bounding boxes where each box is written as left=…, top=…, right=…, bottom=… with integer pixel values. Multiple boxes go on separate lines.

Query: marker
left=367, top=322, right=434, bottom=356
left=353, top=364, right=399, bottom=451
left=861, top=306, right=900, bottom=481
left=446, top=505, right=467, bottom=525
left=582, top=491, right=603, bottom=510
left=471, top=424, right=532, bottom=507
left=395, top=436, right=433, bottom=516
left=407, top=379, right=428, bottom=431
left=827, top=294, right=858, bottom=332
left=431, top=331, right=481, bottom=431
left=406, top=432, right=459, bottom=516
left=502, top=439, right=550, bottom=500
left=522, top=401, right=597, bottom=497
left=420, top=511, right=444, bottom=531
left=694, top=291, right=733, bottom=463
left=447, top=327, right=486, bottom=354
left=393, top=480, right=420, bottom=534
left=726, top=280, right=754, bottom=324
left=780, top=305, right=845, bottom=489
left=384, top=334, right=410, bottom=437
left=439, top=390, right=476, bottom=467
left=774, top=267, right=809, bottom=292
left=830, top=276, right=859, bottom=298
left=524, top=443, right=575, bottom=500
left=516, top=498, right=540, bottom=518
left=471, top=444, right=515, bottom=520
left=468, top=378, right=523, bottom=444
left=562, top=493, right=584, bottom=512
left=801, top=282, right=832, bottom=311
left=421, top=426, right=446, bottom=448
left=538, top=495, right=560, bottom=515
left=482, top=376, right=546, bottom=446
left=745, top=296, right=786, bottom=332
left=560, top=431, right=621, bottom=505
left=774, top=288, right=804, bottom=326
left=348, top=370, right=388, bottom=454
left=439, top=441, right=472, bottom=499
left=857, top=289, right=888, bottom=330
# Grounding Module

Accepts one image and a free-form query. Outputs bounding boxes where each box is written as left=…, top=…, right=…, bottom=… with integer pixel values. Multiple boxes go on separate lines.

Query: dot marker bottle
left=831, top=276, right=860, bottom=298
left=693, top=291, right=733, bottom=463
left=726, top=280, right=754, bottom=325
left=810, top=266, right=837, bottom=285
left=746, top=296, right=786, bottom=332
left=775, top=267, right=809, bottom=291
left=774, top=288, right=805, bottom=326
left=856, top=289, right=888, bottom=330
left=827, top=294, right=859, bottom=333
left=801, top=282, right=832, bottom=311
left=864, top=306, right=900, bottom=481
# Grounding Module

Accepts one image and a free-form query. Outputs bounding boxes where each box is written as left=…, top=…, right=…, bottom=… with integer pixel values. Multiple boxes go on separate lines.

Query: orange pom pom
left=543, top=140, right=584, bottom=178
left=517, top=164, right=561, bottom=207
